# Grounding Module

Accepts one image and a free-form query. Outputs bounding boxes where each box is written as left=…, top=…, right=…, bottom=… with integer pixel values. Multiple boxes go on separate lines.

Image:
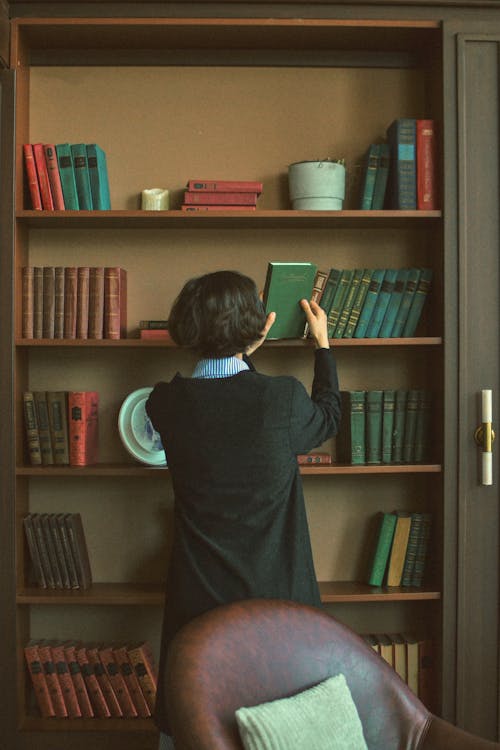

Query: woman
left=145, top=270, right=341, bottom=742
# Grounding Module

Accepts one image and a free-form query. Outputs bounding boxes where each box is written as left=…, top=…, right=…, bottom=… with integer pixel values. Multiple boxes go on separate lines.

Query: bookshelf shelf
left=15, top=337, right=443, bottom=347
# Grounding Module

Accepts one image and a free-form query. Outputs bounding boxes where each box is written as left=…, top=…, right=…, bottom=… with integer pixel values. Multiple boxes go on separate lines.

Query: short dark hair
left=168, top=270, right=267, bottom=357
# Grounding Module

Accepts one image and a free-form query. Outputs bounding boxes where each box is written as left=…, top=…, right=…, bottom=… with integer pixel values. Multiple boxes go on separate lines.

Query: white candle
left=482, top=389, right=492, bottom=424
left=141, top=188, right=169, bottom=210
left=483, top=452, right=493, bottom=486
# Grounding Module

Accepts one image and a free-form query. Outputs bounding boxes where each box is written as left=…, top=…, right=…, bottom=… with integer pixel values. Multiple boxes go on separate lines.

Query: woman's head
left=168, top=271, right=267, bottom=357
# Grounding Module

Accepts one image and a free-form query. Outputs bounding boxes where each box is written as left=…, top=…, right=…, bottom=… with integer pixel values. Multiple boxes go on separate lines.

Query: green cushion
left=235, top=673, right=368, bottom=750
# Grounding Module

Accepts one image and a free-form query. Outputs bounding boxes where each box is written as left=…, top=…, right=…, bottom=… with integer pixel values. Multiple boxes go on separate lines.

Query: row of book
left=22, top=266, right=127, bottom=340
left=24, top=511, right=92, bottom=590
left=181, top=178, right=263, bottom=211
left=23, top=390, right=99, bottom=467
left=336, top=389, right=432, bottom=465
left=359, top=118, right=437, bottom=210
left=25, top=639, right=157, bottom=719
left=367, top=510, right=432, bottom=588
left=362, top=632, right=433, bottom=707
left=24, top=143, right=111, bottom=211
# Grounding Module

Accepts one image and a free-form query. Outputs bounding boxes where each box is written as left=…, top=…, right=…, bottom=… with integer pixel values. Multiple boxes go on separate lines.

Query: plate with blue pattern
left=118, top=387, right=167, bottom=466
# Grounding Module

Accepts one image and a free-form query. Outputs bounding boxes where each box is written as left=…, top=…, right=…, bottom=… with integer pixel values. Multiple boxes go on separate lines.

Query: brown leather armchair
left=164, top=598, right=500, bottom=750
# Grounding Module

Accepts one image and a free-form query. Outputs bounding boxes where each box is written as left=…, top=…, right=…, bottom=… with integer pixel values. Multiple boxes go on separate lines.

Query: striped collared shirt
left=192, top=356, right=250, bottom=379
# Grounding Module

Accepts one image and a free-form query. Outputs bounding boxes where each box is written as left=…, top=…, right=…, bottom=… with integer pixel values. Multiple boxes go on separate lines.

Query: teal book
left=366, top=390, right=384, bottom=464
left=364, top=268, right=398, bottom=337
left=411, top=512, right=432, bottom=587
left=86, top=144, right=111, bottom=210
left=71, top=143, right=93, bottom=210
left=367, top=512, right=397, bottom=586
left=318, top=268, right=341, bottom=317
left=379, top=268, right=409, bottom=337
left=360, top=143, right=380, bottom=209
left=263, top=261, right=317, bottom=339
left=390, top=268, right=421, bottom=337
left=402, top=267, right=433, bottom=337
left=382, top=389, right=396, bottom=463
left=353, top=268, right=385, bottom=338
left=343, top=269, right=373, bottom=338
left=402, top=389, right=420, bottom=463
left=336, top=390, right=366, bottom=465
left=333, top=268, right=364, bottom=338
left=327, top=269, right=354, bottom=337
left=391, top=389, right=408, bottom=463
left=386, top=117, right=417, bottom=209
left=56, top=143, right=79, bottom=210
left=401, top=512, right=424, bottom=587
left=414, top=389, right=432, bottom=462
left=371, top=142, right=390, bottom=209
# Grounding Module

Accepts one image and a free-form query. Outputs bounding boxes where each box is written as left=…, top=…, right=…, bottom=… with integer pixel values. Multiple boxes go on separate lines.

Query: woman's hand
left=246, top=311, right=276, bottom=356
left=300, top=298, right=330, bottom=349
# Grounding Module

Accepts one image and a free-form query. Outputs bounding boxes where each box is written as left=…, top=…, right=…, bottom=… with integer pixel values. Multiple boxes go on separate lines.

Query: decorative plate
left=118, top=387, right=167, bottom=466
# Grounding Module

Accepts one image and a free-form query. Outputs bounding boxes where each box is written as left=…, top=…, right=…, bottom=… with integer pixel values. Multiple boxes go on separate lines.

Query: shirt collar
left=192, top=356, right=250, bottom=379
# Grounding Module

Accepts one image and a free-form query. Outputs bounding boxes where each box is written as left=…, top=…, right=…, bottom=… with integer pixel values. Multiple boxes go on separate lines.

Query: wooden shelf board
left=16, top=209, right=442, bottom=229
left=15, top=336, right=443, bottom=348
left=17, top=580, right=440, bottom=606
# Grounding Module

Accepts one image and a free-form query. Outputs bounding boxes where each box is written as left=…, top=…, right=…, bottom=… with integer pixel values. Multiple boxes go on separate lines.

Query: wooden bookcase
left=8, top=14, right=445, bottom=749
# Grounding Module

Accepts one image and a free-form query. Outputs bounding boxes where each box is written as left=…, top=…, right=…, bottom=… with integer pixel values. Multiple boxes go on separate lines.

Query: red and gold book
left=181, top=204, right=256, bottom=212
left=37, top=640, right=68, bottom=717
left=113, top=644, right=151, bottom=718
left=86, top=645, right=123, bottom=717
left=184, top=191, right=258, bottom=205
left=50, top=641, right=82, bottom=718
left=63, top=642, right=94, bottom=717
left=297, top=452, right=332, bottom=465
left=76, top=266, right=90, bottom=339
left=127, top=641, right=158, bottom=714
left=32, top=143, right=55, bottom=210
left=139, top=329, right=171, bottom=340
left=186, top=179, right=263, bottom=194
left=24, top=640, right=55, bottom=718
left=23, top=144, right=42, bottom=210
left=75, top=644, right=111, bottom=718
left=68, top=391, right=99, bottom=467
left=43, top=144, right=65, bottom=209
left=416, top=119, right=437, bottom=210
left=63, top=267, right=78, bottom=339
left=99, top=645, right=138, bottom=718
left=104, top=267, right=127, bottom=339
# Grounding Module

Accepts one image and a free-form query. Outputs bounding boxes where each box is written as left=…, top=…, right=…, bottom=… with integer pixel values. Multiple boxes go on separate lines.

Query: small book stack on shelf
left=24, top=639, right=157, bottom=719
left=22, top=266, right=127, bottom=340
left=336, top=389, right=432, bottom=465
left=366, top=510, right=432, bottom=588
left=23, top=511, right=92, bottom=590
left=23, top=390, right=99, bottom=467
left=181, top=178, right=263, bottom=211
left=138, top=319, right=170, bottom=340
left=23, top=143, right=111, bottom=211
left=359, top=118, right=437, bottom=210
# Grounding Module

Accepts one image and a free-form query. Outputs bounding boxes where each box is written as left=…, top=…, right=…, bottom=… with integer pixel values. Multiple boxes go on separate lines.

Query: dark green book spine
left=414, top=389, right=432, bottom=462
left=360, top=143, right=380, bottom=209
left=333, top=268, right=363, bottom=338
left=327, top=269, right=354, bottom=337
left=401, top=267, right=433, bottom=337
left=365, top=268, right=398, bottom=337
left=366, top=390, right=384, bottom=464
left=371, top=142, right=390, bottom=209
left=367, top=512, right=397, bottom=586
left=390, top=268, right=421, bottom=337
left=403, top=389, right=420, bottom=463
left=391, top=389, right=408, bottom=463
left=336, top=390, right=366, bottom=464
left=56, top=143, right=80, bottom=210
left=401, top=512, right=424, bottom=586
left=411, top=513, right=432, bottom=587
left=353, top=268, right=385, bottom=338
left=379, top=267, right=409, bottom=337
left=382, top=389, right=396, bottom=463
left=343, top=269, right=373, bottom=338
left=386, top=117, right=417, bottom=209
left=71, top=143, right=93, bottom=210
left=319, top=268, right=341, bottom=315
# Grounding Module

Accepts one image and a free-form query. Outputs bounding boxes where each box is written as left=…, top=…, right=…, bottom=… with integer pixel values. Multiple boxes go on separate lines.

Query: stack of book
left=23, top=511, right=92, bottom=590
left=139, top=319, right=170, bottom=340
left=181, top=178, right=263, bottom=211
left=336, top=389, right=432, bottom=466
left=23, top=390, right=98, bottom=467
left=22, top=266, right=127, bottom=340
left=25, top=638, right=157, bottom=718
left=366, top=510, right=432, bottom=588
left=360, top=118, right=437, bottom=210
left=23, top=143, right=111, bottom=210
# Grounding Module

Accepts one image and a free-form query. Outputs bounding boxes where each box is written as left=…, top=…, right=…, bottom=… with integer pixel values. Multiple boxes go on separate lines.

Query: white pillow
left=235, top=673, right=368, bottom=750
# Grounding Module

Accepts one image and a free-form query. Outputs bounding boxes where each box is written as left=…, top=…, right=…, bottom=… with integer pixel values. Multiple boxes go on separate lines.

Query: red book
left=68, top=391, right=99, bottom=467
left=88, top=266, right=105, bottom=339
left=75, top=644, right=111, bottom=718
left=297, top=452, right=332, bottom=465
left=37, top=640, right=68, bottom=717
left=104, top=267, right=127, bottom=339
left=24, top=640, right=56, bottom=718
left=23, top=144, right=42, bottom=210
left=32, top=143, right=55, bottom=210
left=181, top=204, right=257, bottom=212
left=184, top=191, right=258, bottom=205
left=127, top=641, right=158, bottom=714
left=139, top=329, right=171, bottom=340
left=43, top=144, right=65, bottom=209
left=50, top=641, right=82, bottom=718
left=113, top=644, right=151, bottom=718
left=99, top=645, right=138, bottom=717
left=187, top=179, right=263, bottom=194
left=54, top=266, right=65, bottom=339
left=63, top=642, right=94, bottom=717
left=416, top=119, right=437, bottom=210
left=33, top=266, right=44, bottom=339
left=63, top=267, right=78, bottom=339
left=86, top=645, right=123, bottom=717
left=76, top=266, right=90, bottom=339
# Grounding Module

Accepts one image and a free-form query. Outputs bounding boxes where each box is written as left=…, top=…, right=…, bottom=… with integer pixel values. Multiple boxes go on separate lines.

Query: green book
left=379, top=268, right=409, bottom=338
left=402, top=389, right=420, bottom=463
left=414, top=389, right=432, bottom=462
left=71, top=143, right=93, bottom=210
left=327, top=269, right=354, bottom=337
left=366, top=390, right=384, bottom=464
left=386, top=117, right=417, bottom=209
left=318, top=268, right=341, bottom=317
left=367, top=512, right=397, bottom=586
left=382, top=389, right=396, bottom=463
left=86, top=144, right=112, bottom=210
left=365, top=268, right=398, bottom=337
left=353, top=268, right=385, bottom=338
left=33, top=391, right=54, bottom=466
left=401, top=512, right=424, bottom=587
left=263, top=261, right=317, bottom=339
left=336, top=390, right=366, bottom=465
left=391, top=389, right=408, bottom=463
left=371, top=142, right=390, bottom=209
left=390, top=268, right=421, bottom=337
left=402, top=267, right=433, bottom=337
left=360, top=143, right=380, bottom=209
left=55, top=143, right=79, bottom=210
left=411, top=513, right=432, bottom=587
left=343, top=269, right=373, bottom=338
left=333, top=268, right=364, bottom=338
